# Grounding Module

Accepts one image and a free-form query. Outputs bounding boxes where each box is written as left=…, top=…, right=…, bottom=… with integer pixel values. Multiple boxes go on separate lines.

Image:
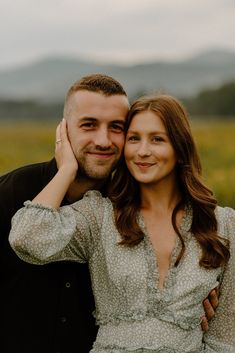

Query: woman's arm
left=9, top=192, right=102, bottom=264
left=33, top=118, right=78, bottom=208
left=9, top=119, right=102, bottom=264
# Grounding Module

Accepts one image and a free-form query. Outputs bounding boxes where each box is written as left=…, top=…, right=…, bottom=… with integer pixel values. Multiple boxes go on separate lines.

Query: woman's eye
left=152, top=136, right=164, bottom=142
left=127, top=135, right=139, bottom=141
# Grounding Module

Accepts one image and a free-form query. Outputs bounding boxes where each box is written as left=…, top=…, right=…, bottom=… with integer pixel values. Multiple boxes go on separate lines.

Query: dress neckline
left=138, top=205, right=192, bottom=298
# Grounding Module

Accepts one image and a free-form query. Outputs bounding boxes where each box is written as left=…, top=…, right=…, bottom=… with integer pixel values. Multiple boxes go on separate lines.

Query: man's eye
left=111, top=124, right=124, bottom=132
left=81, top=123, right=96, bottom=128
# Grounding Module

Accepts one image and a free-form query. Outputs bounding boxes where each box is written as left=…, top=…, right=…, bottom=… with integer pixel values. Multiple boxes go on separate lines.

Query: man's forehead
left=70, top=90, right=129, bottom=119
left=78, top=117, right=126, bottom=126
left=72, top=89, right=129, bottom=104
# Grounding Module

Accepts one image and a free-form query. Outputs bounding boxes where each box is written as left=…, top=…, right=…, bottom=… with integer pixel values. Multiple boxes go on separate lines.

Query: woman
left=9, top=95, right=235, bottom=352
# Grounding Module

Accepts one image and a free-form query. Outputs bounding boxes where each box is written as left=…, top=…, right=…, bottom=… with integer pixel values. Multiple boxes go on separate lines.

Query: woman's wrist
left=57, top=165, right=77, bottom=183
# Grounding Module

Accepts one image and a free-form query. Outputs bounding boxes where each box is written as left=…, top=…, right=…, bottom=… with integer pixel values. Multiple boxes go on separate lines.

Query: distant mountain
left=185, top=49, right=235, bottom=66
left=0, top=48, right=235, bottom=102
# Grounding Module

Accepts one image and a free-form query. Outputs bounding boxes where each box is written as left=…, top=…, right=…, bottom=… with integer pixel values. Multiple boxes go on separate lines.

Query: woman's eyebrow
left=127, top=129, right=167, bottom=135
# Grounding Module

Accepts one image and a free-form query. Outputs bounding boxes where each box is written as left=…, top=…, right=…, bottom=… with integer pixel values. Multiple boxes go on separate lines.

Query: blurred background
left=0, top=0, right=235, bottom=206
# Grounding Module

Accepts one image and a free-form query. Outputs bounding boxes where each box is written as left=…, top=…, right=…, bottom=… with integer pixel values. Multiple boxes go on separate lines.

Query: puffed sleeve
left=9, top=190, right=105, bottom=264
left=203, top=207, right=235, bottom=352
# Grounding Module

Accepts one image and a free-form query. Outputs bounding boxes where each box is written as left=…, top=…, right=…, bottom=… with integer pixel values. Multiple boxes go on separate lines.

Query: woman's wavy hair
left=109, top=94, right=230, bottom=269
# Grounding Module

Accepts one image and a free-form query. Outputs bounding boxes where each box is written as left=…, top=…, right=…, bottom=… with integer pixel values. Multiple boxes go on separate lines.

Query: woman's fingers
left=55, top=123, right=62, bottom=146
left=55, top=119, right=68, bottom=148
left=60, top=118, right=68, bottom=143
left=54, top=119, right=78, bottom=176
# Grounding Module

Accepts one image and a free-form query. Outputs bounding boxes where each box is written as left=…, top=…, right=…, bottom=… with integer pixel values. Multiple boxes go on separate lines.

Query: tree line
left=0, top=81, right=235, bottom=120
left=184, top=81, right=235, bottom=117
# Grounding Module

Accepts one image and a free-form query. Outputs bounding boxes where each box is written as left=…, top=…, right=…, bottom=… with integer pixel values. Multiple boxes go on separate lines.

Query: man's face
left=66, top=90, right=129, bottom=180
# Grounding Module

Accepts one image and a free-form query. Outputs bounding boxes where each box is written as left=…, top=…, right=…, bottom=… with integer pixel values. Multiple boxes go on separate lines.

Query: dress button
left=65, top=282, right=71, bottom=288
left=61, top=316, right=67, bottom=323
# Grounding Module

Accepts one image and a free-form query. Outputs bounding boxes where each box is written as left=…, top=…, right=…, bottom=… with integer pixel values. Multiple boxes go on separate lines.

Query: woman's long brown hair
left=109, top=95, right=230, bottom=269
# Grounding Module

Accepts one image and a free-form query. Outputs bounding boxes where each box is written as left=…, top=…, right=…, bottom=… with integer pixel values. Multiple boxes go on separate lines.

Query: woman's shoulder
left=83, top=189, right=105, bottom=198
left=83, top=190, right=111, bottom=204
left=216, top=205, right=235, bottom=219
left=70, top=190, right=112, bottom=217
left=215, top=205, right=235, bottom=241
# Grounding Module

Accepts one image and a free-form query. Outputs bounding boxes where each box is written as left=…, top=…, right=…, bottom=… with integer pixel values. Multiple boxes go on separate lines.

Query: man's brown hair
left=63, top=73, right=127, bottom=118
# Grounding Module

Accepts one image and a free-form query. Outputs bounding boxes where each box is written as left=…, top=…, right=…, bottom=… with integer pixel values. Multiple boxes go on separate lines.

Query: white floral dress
left=9, top=191, right=235, bottom=353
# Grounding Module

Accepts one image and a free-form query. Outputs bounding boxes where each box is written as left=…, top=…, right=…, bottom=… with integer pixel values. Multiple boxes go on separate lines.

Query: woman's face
left=124, top=110, right=177, bottom=186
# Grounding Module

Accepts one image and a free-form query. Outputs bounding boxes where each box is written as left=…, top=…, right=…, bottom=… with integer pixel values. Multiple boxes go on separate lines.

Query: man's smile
left=87, top=152, right=115, bottom=159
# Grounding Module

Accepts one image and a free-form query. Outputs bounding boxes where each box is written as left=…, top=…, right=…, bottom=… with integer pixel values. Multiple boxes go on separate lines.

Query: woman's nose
left=137, top=141, right=151, bottom=157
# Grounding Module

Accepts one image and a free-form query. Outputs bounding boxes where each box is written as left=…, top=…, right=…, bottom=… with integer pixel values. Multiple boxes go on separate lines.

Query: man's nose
left=94, top=128, right=112, bottom=148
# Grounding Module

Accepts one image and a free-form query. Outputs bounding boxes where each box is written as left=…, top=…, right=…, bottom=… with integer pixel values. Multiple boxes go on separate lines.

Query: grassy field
left=0, top=119, right=235, bottom=208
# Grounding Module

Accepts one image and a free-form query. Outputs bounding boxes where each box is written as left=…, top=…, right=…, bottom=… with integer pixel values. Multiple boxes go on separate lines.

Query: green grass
left=0, top=121, right=56, bottom=173
left=191, top=119, right=235, bottom=207
left=1, top=119, right=235, bottom=207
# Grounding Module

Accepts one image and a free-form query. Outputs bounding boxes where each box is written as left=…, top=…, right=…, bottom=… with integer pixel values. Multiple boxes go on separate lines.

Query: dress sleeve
left=9, top=190, right=105, bottom=264
left=203, top=207, right=235, bottom=352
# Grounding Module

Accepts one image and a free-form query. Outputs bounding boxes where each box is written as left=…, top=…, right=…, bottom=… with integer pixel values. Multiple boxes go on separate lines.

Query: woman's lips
left=134, top=162, right=155, bottom=169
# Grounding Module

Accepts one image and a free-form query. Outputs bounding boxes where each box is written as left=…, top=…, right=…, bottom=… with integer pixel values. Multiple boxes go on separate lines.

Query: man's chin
left=76, top=167, right=112, bottom=181
left=76, top=159, right=119, bottom=181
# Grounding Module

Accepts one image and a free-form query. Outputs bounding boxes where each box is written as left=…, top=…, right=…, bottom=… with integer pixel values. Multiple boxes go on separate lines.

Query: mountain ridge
left=0, top=48, right=235, bottom=102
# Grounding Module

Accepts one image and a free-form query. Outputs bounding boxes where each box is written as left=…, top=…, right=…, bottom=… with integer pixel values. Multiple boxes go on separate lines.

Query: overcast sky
left=0, top=0, right=235, bottom=69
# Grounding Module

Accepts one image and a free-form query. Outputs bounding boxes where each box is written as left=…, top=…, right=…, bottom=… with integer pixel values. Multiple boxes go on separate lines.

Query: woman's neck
left=140, top=179, right=182, bottom=213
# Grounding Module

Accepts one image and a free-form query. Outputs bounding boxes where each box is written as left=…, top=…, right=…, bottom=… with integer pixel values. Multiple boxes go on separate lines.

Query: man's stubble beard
left=75, top=155, right=119, bottom=181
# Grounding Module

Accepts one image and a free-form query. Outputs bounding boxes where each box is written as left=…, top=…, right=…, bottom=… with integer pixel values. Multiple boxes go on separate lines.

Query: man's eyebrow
left=110, top=120, right=126, bottom=126
left=79, top=117, right=97, bottom=122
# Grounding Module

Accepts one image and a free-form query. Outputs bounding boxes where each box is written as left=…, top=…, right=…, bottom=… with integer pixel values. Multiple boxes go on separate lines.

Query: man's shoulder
left=0, top=159, right=57, bottom=186
left=0, top=159, right=57, bottom=215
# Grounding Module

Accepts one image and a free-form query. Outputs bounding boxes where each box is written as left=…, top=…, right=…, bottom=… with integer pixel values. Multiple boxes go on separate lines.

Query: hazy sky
left=1, top=0, right=235, bottom=69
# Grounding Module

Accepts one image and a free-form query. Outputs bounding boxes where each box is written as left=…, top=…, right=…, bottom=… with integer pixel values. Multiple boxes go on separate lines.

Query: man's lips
left=87, top=152, right=115, bottom=159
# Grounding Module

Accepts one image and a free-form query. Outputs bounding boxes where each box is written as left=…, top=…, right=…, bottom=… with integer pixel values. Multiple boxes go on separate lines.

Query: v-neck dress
left=9, top=191, right=235, bottom=353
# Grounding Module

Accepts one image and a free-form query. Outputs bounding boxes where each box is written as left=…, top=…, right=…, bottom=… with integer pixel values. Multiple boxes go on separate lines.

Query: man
left=0, top=74, right=216, bottom=353
left=0, top=74, right=129, bottom=353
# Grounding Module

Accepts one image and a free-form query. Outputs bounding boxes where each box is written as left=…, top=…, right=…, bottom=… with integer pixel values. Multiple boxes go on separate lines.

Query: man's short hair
left=63, top=73, right=127, bottom=118
left=67, top=73, right=126, bottom=97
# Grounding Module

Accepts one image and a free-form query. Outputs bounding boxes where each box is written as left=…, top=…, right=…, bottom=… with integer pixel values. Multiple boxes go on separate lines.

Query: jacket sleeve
left=9, top=190, right=104, bottom=264
left=203, top=207, right=235, bottom=352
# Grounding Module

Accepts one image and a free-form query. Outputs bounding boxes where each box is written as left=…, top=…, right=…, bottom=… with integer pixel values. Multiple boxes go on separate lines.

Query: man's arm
left=203, top=207, right=235, bottom=351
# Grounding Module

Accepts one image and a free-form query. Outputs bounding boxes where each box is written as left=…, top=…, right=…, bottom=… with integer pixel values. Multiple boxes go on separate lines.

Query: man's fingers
left=215, top=286, right=220, bottom=298
left=201, top=316, right=209, bottom=332
left=201, top=287, right=218, bottom=330
left=203, top=298, right=215, bottom=321
left=208, top=288, right=219, bottom=309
